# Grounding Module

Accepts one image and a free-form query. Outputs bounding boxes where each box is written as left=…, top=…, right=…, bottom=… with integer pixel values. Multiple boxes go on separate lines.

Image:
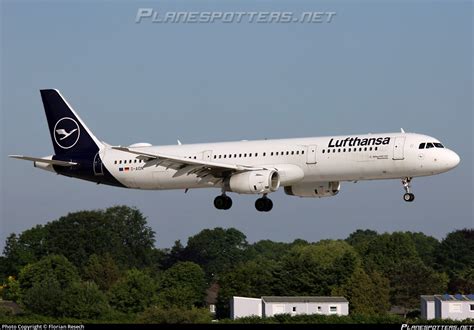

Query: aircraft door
left=392, top=137, right=406, bottom=160
left=93, top=151, right=104, bottom=175
left=201, top=150, right=213, bottom=161
left=306, top=145, right=317, bottom=164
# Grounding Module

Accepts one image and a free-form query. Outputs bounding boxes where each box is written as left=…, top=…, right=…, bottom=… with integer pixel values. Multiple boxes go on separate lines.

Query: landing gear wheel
left=214, top=195, right=232, bottom=210
left=255, top=197, right=273, bottom=212
left=401, top=177, right=415, bottom=203
left=403, top=193, right=415, bottom=202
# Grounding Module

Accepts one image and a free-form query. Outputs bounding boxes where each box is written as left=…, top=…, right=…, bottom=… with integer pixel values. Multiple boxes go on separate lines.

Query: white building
left=231, top=297, right=263, bottom=319
left=230, top=296, right=349, bottom=320
left=421, top=294, right=474, bottom=320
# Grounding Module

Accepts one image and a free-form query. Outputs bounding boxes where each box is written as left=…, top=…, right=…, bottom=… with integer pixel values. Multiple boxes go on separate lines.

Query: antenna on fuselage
left=400, top=128, right=405, bottom=133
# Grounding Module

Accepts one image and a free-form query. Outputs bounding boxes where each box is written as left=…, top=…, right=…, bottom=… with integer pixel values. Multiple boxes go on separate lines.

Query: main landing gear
left=214, top=194, right=232, bottom=210
left=255, top=195, right=273, bottom=212
left=213, top=193, right=274, bottom=212
left=402, top=177, right=415, bottom=202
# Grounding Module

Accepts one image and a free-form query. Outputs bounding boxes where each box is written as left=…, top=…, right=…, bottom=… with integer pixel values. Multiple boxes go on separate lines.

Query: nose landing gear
left=402, top=177, right=415, bottom=202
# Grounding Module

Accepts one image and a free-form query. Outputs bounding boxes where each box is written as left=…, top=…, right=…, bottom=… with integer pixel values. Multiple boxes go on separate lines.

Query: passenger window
left=271, top=152, right=274, bottom=156
left=291, top=151, right=294, bottom=155
left=364, top=147, right=367, bottom=151
left=359, top=148, right=362, bottom=151
left=255, top=153, right=258, bottom=157
left=296, top=151, right=299, bottom=155
left=426, top=143, right=434, bottom=149
left=239, top=154, right=242, bottom=157
left=419, top=143, right=425, bottom=149
left=119, top=160, right=122, bottom=164
left=224, top=155, right=226, bottom=158
left=249, top=153, right=252, bottom=157
left=263, top=152, right=266, bottom=156
left=275, top=152, right=279, bottom=156
left=343, top=148, right=346, bottom=152
left=338, top=149, right=341, bottom=153
left=369, top=147, right=372, bottom=151
left=302, top=151, right=305, bottom=154
left=333, top=149, right=336, bottom=153
left=219, top=155, right=222, bottom=159
left=114, top=160, right=117, bottom=164
left=244, top=154, right=247, bottom=157
left=375, top=147, right=378, bottom=151
left=348, top=148, right=351, bottom=152
left=322, top=150, right=325, bottom=154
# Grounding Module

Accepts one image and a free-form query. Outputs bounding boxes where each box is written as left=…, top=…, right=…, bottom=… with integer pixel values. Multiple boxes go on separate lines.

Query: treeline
left=0, top=206, right=472, bottom=323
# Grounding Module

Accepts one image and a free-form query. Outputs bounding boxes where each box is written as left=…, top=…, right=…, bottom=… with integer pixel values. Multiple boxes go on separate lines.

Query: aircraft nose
left=445, top=150, right=460, bottom=169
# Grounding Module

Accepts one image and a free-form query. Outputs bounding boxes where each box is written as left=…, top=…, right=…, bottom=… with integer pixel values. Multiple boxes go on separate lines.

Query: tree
left=2, top=226, right=48, bottom=276
left=435, top=229, right=474, bottom=274
left=362, top=232, right=420, bottom=275
left=332, top=268, right=390, bottom=315
left=405, top=232, right=439, bottom=266
left=390, top=259, right=448, bottom=309
left=217, top=258, right=279, bottom=318
left=345, top=229, right=378, bottom=255
left=156, top=261, right=206, bottom=308
left=18, top=254, right=79, bottom=292
left=108, top=269, right=156, bottom=314
left=59, top=281, right=110, bottom=319
left=22, top=277, right=64, bottom=316
left=448, top=268, right=474, bottom=294
left=183, top=227, right=248, bottom=278
left=18, top=255, right=80, bottom=316
left=46, top=206, right=156, bottom=269
left=83, top=253, right=121, bottom=291
left=244, top=239, right=308, bottom=262
left=276, top=240, right=360, bottom=296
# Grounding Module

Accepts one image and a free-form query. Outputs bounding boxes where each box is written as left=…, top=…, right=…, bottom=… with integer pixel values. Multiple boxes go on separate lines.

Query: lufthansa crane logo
left=53, top=117, right=80, bottom=149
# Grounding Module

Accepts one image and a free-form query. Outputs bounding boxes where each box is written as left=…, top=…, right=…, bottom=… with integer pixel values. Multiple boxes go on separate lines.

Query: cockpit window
left=419, top=143, right=425, bottom=149
left=434, top=143, right=444, bottom=148
left=425, top=143, right=434, bottom=149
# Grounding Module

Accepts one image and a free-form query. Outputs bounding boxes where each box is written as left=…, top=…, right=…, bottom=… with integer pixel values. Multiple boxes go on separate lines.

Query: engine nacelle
left=284, top=181, right=340, bottom=198
left=226, top=170, right=280, bottom=194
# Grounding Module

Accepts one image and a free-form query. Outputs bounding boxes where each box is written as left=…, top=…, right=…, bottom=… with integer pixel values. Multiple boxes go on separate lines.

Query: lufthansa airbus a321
left=10, top=89, right=460, bottom=212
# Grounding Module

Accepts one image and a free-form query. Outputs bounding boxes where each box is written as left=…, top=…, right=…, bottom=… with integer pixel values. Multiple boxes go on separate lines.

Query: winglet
left=400, top=128, right=405, bottom=133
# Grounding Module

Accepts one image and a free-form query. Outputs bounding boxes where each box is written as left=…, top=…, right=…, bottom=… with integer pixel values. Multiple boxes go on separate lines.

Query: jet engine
left=226, top=170, right=280, bottom=194
left=284, top=181, right=340, bottom=198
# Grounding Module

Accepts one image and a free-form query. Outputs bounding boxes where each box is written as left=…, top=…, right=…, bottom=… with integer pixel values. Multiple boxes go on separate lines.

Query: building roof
left=421, top=294, right=474, bottom=302
left=262, top=296, right=348, bottom=303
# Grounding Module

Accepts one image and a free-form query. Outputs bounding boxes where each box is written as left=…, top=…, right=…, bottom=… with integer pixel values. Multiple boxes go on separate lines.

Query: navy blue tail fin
left=40, top=89, right=102, bottom=155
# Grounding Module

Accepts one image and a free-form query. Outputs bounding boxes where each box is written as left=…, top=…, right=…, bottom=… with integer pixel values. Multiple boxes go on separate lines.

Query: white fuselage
left=103, top=132, right=460, bottom=191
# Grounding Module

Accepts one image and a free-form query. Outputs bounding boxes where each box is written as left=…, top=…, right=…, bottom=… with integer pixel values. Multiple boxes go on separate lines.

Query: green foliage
left=332, top=268, right=390, bottom=315
left=137, top=306, right=212, bottom=324
left=277, top=240, right=360, bottom=296
left=83, top=253, right=121, bottom=291
left=448, top=268, right=474, bottom=293
left=2, top=226, right=48, bottom=276
left=2, top=276, right=20, bottom=301
left=108, top=269, right=156, bottom=314
left=22, top=277, right=64, bottom=316
left=390, top=259, right=448, bottom=308
left=345, top=229, right=378, bottom=255
left=435, top=229, right=474, bottom=275
left=59, top=281, right=110, bottom=319
left=18, top=254, right=79, bottom=292
left=217, top=259, right=279, bottom=318
left=183, top=227, right=248, bottom=278
left=2, top=206, right=156, bottom=273
left=406, top=232, right=440, bottom=266
left=156, top=262, right=206, bottom=308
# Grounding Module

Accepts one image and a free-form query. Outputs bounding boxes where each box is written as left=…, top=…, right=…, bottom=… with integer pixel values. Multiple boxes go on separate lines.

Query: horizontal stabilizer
left=9, top=155, right=78, bottom=166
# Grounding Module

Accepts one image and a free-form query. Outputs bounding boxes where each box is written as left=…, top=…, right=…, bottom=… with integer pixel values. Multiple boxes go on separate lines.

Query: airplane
left=10, top=89, right=460, bottom=212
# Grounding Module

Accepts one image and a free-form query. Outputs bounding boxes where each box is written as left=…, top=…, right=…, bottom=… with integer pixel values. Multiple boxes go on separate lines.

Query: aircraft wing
left=112, top=146, right=266, bottom=182
left=9, top=155, right=78, bottom=166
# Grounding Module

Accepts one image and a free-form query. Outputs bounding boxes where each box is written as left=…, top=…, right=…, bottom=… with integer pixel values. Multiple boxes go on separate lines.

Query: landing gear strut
left=402, top=177, right=415, bottom=202
left=214, top=194, right=232, bottom=210
left=255, top=195, right=273, bottom=212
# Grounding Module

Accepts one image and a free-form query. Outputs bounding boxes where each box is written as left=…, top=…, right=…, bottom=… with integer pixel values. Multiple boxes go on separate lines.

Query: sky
left=1, top=0, right=472, bottom=251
